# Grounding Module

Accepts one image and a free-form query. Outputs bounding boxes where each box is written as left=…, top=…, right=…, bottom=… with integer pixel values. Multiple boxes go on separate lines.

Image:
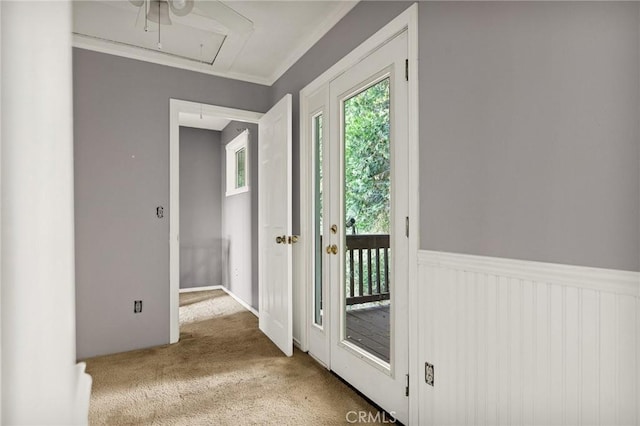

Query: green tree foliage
left=344, top=78, right=390, bottom=234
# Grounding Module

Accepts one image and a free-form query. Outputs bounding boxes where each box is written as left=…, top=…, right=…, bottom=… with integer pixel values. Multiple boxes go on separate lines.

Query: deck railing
left=345, top=234, right=390, bottom=305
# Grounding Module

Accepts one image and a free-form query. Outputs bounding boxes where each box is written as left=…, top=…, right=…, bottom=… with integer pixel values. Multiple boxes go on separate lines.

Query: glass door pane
left=313, top=114, right=324, bottom=326
left=342, top=77, right=391, bottom=363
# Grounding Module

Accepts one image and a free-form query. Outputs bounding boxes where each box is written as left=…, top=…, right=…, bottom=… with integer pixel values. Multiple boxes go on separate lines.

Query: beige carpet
left=85, top=290, right=382, bottom=425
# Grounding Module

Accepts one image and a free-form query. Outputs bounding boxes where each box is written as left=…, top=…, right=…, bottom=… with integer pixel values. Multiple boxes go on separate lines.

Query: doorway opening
left=169, top=99, right=262, bottom=343
left=178, top=125, right=224, bottom=294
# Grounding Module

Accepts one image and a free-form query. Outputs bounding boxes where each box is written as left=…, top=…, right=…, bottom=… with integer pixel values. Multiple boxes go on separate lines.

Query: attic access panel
left=73, top=1, right=226, bottom=64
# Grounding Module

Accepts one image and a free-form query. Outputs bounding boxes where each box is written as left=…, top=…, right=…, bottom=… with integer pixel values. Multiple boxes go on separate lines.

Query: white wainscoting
left=417, top=250, right=639, bottom=426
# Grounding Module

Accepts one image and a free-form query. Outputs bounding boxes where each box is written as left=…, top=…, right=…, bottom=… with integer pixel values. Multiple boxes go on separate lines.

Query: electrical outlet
left=134, top=300, right=143, bottom=313
left=425, top=362, right=434, bottom=387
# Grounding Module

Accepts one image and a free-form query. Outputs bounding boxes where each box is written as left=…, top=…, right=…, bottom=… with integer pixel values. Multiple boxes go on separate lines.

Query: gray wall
left=74, top=0, right=640, bottom=359
left=179, top=127, right=222, bottom=289
left=220, top=121, right=259, bottom=310
left=418, top=2, right=639, bottom=271
left=74, top=48, right=270, bottom=359
left=273, top=1, right=640, bottom=271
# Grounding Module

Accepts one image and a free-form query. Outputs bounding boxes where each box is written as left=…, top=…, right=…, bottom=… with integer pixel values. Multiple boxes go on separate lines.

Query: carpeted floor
left=85, top=290, right=381, bottom=425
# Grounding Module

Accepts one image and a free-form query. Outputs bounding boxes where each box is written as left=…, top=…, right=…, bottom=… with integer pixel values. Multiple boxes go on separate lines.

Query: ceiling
left=72, top=1, right=358, bottom=86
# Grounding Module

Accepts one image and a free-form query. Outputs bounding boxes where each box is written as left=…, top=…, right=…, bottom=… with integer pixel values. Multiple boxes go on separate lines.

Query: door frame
left=299, top=3, right=420, bottom=422
left=169, top=99, right=263, bottom=344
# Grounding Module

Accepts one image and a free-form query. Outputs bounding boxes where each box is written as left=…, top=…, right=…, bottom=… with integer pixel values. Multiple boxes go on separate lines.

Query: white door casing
left=258, top=94, right=294, bottom=357
left=328, top=32, right=409, bottom=423
left=169, top=98, right=294, bottom=357
left=169, top=100, right=262, bottom=344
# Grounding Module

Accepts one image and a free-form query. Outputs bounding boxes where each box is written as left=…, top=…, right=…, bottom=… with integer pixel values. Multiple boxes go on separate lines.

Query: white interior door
left=328, top=32, right=409, bottom=422
left=258, top=94, right=293, bottom=357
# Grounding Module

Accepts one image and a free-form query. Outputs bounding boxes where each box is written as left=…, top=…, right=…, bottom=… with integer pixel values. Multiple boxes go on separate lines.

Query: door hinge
left=405, top=374, right=409, bottom=397
left=405, top=59, right=409, bottom=81
left=405, top=216, right=409, bottom=238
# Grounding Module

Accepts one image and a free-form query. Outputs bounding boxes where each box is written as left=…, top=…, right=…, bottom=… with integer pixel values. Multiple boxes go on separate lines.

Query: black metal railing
left=345, top=234, right=390, bottom=305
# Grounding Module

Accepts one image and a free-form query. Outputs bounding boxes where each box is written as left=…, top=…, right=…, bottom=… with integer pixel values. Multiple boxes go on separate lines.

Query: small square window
left=226, top=130, right=249, bottom=196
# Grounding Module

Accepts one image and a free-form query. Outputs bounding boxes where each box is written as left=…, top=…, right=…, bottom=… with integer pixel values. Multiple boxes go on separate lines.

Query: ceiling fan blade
left=194, top=0, right=253, bottom=36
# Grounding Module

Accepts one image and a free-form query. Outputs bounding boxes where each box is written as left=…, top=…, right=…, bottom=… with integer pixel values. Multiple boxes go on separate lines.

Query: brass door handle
left=325, top=244, right=338, bottom=255
left=277, top=235, right=299, bottom=244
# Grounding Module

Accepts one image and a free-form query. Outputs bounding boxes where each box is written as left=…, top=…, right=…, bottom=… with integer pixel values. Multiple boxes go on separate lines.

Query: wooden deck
left=345, top=304, right=390, bottom=362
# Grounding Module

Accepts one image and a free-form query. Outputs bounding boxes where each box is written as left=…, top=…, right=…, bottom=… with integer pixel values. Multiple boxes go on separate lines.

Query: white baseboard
left=73, top=362, right=92, bottom=425
left=179, top=285, right=259, bottom=317
left=179, top=285, right=224, bottom=293
left=293, top=337, right=302, bottom=350
left=220, top=287, right=259, bottom=317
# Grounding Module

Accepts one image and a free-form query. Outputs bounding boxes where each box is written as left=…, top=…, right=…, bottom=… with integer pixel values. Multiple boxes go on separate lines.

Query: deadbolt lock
left=330, top=224, right=338, bottom=234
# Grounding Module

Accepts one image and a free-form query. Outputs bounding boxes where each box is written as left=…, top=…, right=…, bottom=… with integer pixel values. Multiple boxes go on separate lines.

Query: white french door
left=313, top=32, right=410, bottom=422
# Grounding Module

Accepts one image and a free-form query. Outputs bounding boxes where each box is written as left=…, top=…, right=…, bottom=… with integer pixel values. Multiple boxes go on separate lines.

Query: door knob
left=276, top=235, right=286, bottom=244
left=325, top=244, right=338, bottom=255
left=288, top=235, right=299, bottom=244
